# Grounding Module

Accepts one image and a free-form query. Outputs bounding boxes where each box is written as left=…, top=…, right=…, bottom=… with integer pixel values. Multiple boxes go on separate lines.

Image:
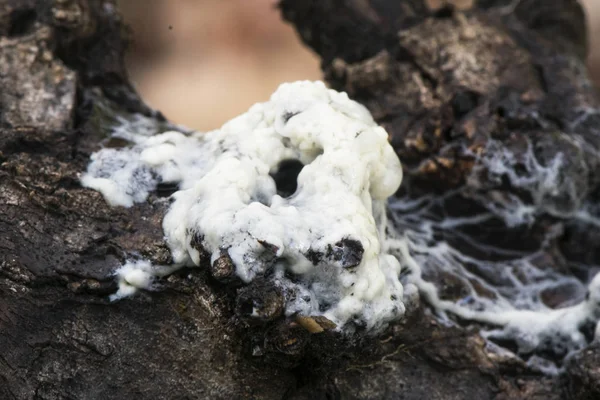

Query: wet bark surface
left=1, top=0, right=599, bottom=399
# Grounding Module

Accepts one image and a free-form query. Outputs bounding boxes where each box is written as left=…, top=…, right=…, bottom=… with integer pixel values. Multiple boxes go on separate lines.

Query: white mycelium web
left=81, top=81, right=600, bottom=370
left=383, top=135, right=600, bottom=373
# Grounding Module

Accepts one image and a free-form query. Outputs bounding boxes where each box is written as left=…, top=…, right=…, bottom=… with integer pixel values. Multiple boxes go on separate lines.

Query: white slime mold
left=82, top=80, right=600, bottom=368
left=83, top=81, right=405, bottom=332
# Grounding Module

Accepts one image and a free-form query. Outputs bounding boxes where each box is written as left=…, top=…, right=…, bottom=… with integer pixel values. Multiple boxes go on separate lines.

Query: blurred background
left=117, top=0, right=600, bottom=131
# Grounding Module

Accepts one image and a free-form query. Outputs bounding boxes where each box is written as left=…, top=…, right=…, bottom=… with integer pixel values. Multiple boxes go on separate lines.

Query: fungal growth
left=82, top=80, right=600, bottom=371
left=384, top=148, right=600, bottom=373
left=82, top=81, right=406, bottom=332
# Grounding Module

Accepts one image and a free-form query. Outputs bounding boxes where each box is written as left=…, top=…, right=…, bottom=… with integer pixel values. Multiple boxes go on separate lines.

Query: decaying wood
left=1, top=0, right=599, bottom=399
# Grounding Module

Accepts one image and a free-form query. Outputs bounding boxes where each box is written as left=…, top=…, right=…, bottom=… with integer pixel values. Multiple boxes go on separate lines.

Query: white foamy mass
left=82, top=81, right=405, bottom=332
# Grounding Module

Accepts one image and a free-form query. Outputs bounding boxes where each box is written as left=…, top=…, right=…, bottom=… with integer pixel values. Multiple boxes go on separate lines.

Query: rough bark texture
left=1, top=0, right=599, bottom=399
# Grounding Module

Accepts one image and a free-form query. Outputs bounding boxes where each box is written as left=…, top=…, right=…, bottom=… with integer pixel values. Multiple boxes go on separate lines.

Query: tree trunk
left=1, top=0, right=598, bottom=399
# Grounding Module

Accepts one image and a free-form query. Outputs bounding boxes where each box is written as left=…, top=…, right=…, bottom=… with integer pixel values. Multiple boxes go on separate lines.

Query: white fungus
left=110, top=260, right=155, bottom=301
left=109, top=260, right=180, bottom=301
left=82, top=80, right=600, bottom=365
left=82, top=81, right=405, bottom=332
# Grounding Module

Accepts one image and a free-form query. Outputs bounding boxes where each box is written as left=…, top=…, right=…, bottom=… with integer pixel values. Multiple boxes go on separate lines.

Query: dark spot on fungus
left=257, top=239, right=280, bottom=254
left=282, top=111, right=300, bottom=123
left=578, top=319, right=596, bottom=343
left=189, top=232, right=210, bottom=264
left=270, top=159, right=304, bottom=198
left=318, top=302, right=332, bottom=313
left=305, top=249, right=324, bottom=266
left=331, top=238, right=364, bottom=268
left=156, top=181, right=180, bottom=197
left=305, top=239, right=364, bottom=268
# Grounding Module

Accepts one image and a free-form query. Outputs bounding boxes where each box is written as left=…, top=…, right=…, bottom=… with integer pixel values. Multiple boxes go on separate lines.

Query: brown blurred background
left=117, top=0, right=600, bottom=131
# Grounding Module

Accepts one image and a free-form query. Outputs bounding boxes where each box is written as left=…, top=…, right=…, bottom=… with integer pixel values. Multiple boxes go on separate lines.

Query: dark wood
left=0, top=0, right=598, bottom=398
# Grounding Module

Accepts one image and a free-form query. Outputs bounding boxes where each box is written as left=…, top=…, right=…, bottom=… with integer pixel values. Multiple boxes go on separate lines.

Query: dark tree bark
left=1, top=0, right=599, bottom=399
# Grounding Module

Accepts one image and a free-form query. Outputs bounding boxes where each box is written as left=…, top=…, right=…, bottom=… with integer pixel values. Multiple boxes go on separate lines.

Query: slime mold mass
left=82, top=81, right=407, bottom=333
left=82, top=81, right=600, bottom=371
